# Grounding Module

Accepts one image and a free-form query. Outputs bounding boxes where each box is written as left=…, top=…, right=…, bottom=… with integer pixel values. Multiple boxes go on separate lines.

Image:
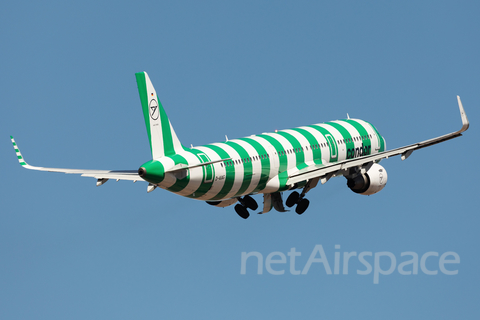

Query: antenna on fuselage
left=347, top=113, right=350, bottom=119
left=225, top=135, right=229, bottom=141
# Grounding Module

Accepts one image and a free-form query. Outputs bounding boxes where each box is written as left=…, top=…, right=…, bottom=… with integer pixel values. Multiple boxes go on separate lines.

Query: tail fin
left=135, top=72, right=184, bottom=159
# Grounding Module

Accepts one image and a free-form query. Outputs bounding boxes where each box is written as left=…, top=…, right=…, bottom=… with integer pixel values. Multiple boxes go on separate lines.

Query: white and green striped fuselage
left=10, top=71, right=469, bottom=218
left=141, top=119, right=386, bottom=201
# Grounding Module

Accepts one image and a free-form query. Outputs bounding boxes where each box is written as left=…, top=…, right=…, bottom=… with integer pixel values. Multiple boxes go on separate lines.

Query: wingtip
left=456, top=95, right=469, bottom=133
left=10, top=137, right=29, bottom=167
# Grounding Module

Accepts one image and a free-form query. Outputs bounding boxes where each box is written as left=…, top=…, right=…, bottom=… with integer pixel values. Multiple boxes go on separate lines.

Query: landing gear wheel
left=243, top=195, right=258, bottom=210
left=286, top=191, right=300, bottom=208
left=235, top=204, right=250, bottom=219
left=295, top=198, right=310, bottom=215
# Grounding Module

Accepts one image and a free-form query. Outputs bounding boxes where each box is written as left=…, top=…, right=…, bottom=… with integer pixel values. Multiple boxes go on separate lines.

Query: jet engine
left=346, top=163, right=388, bottom=195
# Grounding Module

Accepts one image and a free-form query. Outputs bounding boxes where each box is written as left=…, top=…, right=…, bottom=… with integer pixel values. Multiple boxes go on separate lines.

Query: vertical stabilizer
left=135, top=72, right=184, bottom=159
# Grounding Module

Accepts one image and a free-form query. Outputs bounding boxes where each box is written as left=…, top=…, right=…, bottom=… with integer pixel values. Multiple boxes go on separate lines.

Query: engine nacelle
left=347, top=163, right=388, bottom=195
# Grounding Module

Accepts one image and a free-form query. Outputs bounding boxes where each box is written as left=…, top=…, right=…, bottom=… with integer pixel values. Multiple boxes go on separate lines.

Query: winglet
left=10, top=136, right=29, bottom=167
left=457, top=96, right=469, bottom=133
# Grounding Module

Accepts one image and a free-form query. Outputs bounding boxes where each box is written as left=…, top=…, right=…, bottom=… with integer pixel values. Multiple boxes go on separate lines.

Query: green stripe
left=20, top=162, right=26, bottom=165
left=202, top=144, right=236, bottom=200
left=165, top=154, right=190, bottom=193
left=257, top=134, right=288, bottom=173
left=277, top=171, right=290, bottom=192
left=158, top=99, right=175, bottom=156
left=290, top=128, right=323, bottom=164
left=364, top=120, right=385, bottom=152
left=225, top=141, right=252, bottom=197
left=135, top=73, right=153, bottom=155
left=239, top=137, right=270, bottom=192
left=275, top=131, right=304, bottom=164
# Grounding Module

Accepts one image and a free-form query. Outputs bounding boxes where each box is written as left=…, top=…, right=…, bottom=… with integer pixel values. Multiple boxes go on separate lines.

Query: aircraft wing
left=10, top=136, right=142, bottom=185
left=287, top=96, right=469, bottom=186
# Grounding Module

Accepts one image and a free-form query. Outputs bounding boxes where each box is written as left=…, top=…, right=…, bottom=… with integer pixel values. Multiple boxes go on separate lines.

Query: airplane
left=11, top=72, right=470, bottom=219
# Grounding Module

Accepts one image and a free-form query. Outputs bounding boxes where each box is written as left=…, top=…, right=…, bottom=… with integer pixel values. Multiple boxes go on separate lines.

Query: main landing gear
left=235, top=195, right=258, bottom=219
left=285, top=178, right=318, bottom=215
left=285, top=191, right=310, bottom=215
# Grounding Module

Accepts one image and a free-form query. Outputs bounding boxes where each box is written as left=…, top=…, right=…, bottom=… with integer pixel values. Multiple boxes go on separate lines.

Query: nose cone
left=138, top=160, right=165, bottom=184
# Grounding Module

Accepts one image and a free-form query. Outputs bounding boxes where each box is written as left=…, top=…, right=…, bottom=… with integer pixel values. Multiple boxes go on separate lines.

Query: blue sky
left=1, top=1, right=479, bottom=319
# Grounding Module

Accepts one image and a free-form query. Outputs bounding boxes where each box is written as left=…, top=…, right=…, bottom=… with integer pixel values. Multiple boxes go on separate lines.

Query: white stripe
left=262, top=132, right=295, bottom=171
left=352, top=119, right=381, bottom=152
left=171, top=151, right=204, bottom=197
left=247, top=135, right=279, bottom=178
left=194, top=146, right=228, bottom=200
left=158, top=158, right=176, bottom=188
